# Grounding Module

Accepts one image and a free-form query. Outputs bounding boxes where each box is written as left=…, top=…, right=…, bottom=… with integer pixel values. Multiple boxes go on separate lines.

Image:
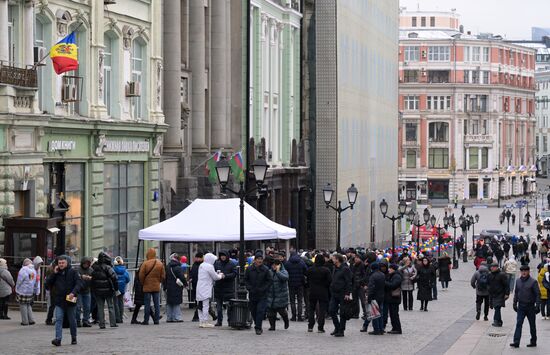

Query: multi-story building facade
left=0, top=0, right=165, bottom=263
left=398, top=10, right=537, bottom=204
left=161, top=0, right=310, bottom=248
left=304, top=0, right=399, bottom=249
left=535, top=70, right=550, bottom=176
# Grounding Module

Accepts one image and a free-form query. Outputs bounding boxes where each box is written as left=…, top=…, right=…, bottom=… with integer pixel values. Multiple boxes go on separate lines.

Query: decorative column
left=23, top=0, right=34, bottom=66
left=0, top=0, right=8, bottom=63
left=189, top=0, right=207, bottom=152
left=89, top=0, right=106, bottom=118
left=210, top=0, right=228, bottom=149
left=162, top=0, right=182, bottom=152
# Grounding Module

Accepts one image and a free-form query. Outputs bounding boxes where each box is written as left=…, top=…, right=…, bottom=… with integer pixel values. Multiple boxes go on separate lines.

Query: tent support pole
left=285, top=240, right=290, bottom=258
left=135, top=239, right=141, bottom=268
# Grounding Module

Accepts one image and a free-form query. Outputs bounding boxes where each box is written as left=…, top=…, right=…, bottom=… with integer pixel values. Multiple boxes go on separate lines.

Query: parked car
left=538, top=210, right=550, bottom=230
left=479, top=229, right=505, bottom=241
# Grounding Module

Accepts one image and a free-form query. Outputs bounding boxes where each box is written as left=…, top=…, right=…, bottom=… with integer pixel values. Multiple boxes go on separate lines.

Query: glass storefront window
left=104, top=163, right=144, bottom=259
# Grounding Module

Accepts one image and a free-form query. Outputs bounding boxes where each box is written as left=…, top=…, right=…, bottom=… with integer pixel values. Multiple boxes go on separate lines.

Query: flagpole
left=190, top=149, right=224, bottom=174
left=32, top=22, right=84, bottom=69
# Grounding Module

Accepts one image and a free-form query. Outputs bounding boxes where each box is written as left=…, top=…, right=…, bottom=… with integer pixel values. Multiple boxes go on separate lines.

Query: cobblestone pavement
left=1, top=208, right=549, bottom=354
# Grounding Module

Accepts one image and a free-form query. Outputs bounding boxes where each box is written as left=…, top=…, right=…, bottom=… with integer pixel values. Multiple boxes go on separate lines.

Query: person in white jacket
left=196, top=253, right=224, bottom=328
left=503, top=255, right=518, bottom=292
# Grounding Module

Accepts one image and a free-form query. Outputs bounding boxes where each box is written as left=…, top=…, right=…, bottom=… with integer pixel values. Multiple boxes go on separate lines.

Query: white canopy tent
left=139, top=198, right=296, bottom=242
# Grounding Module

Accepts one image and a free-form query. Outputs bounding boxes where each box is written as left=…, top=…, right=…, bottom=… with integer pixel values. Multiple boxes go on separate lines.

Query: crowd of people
left=0, top=234, right=548, bottom=347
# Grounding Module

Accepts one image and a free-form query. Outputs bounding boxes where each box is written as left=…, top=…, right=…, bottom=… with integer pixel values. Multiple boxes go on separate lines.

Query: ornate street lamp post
left=323, top=183, right=359, bottom=251
left=407, top=207, right=431, bottom=256
left=380, top=199, right=408, bottom=255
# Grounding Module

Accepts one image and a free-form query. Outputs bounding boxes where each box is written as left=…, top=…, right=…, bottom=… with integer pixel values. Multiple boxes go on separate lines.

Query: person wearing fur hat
left=0, top=258, right=15, bottom=319
left=196, top=253, right=223, bottom=328
left=113, top=256, right=130, bottom=324
left=164, top=253, right=187, bottom=323
left=16, top=258, right=39, bottom=326
left=91, top=252, right=118, bottom=329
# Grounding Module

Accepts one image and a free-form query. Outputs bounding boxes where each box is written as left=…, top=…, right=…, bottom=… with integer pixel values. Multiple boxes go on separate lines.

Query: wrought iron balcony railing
left=0, top=62, right=38, bottom=88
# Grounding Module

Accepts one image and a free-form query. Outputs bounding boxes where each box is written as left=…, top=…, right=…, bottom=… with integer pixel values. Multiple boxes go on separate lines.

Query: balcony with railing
left=0, top=62, right=37, bottom=88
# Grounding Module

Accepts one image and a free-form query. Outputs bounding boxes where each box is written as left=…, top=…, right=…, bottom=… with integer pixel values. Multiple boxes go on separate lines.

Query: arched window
left=131, top=40, right=145, bottom=120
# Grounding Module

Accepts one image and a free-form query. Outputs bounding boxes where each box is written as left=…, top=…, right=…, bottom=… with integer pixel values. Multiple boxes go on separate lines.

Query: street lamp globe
left=468, top=215, right=474, bottom=224
left=215, top=157, right=231, bottom=187
left=252, top=157, right=269, bottom=184
left=380, top=199, right=389, bottom=217
left=423, top=208, right=431, bottom=223
left=407, top=208, right=416, bottom=222
left=443, top=216, right=449, bottom=226
left=347, top=183, right=358, bottom=208
left=430, top=215, right=436, bottom=227
left=398, top=200, right=408, bottom=216
left=475, top=214, right=480, bottom=223
left=323, top=183, right=334, bottom=206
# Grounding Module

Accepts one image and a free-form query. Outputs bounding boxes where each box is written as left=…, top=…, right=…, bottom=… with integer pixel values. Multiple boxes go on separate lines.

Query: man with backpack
left=471, top=261, right=490, bottom=321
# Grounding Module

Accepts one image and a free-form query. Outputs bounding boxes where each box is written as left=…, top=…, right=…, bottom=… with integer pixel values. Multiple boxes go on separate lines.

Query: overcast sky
left=400, top=0, right=550, bottom=40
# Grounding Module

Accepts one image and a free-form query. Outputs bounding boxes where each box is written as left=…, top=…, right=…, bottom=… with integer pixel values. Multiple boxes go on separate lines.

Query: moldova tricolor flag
left=50, top=32, right=79, bottom=75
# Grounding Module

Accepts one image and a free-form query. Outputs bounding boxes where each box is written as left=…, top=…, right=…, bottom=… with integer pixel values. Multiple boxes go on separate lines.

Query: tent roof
left=139, top=198, right=296, bottom=242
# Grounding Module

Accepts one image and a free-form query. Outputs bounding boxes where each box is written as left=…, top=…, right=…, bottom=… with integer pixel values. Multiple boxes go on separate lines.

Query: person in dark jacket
left=488, top=262, right=510, bottom=327
left=416, top=257, right=436, bottom=311
left=189, top=252, right=203, bottom=321
left=244, top=253, right=273, bottom=335
left=471, top=262, right=490, bottom=321
left=91, top=252, right=118, bottom=329
left=46, top=255, right=82, bottom=347
left=113, top=256, right=130, bottom=324
left=510, top=265, right=541, bottom=348
left=366, top=262, right=386, bottom=335
left=438, top=253, right=452, bottom=289
left=329, top=253, right=352, bottom=337
left=213, top=250, right=237, bottom=326
left=306, top=254, right=331, bottom=333
left=385, top=264, right=403, bottom=334
left=351, top=256, right=367, bottom=319
left=284, top=252, right=307, bottom=321
left=76, top=257, right=93, bottom=327
left=266, top=260, right=290, bottom=331
left=164, top=253, right=187, bottom=323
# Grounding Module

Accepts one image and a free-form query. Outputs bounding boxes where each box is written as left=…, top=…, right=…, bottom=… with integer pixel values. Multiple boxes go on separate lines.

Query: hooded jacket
left=284, top=253, right=307, bottom=288
left=305, top=257, right=332, bottom=301
left=91, top=252, right=118, bottom=297
left=0, top=260, right=15, bottom=298
left=488, top=268, right=510, bottom=307
left=196, top=253, right=222, bottom=301
left=367, top=263, right=386, bottom=304
left=45, top=256, right=81, bottom=307
left=503, top=256, right=518, bottom=274
left=538, top=265, right=549, bottom=300
left=32, top=256, right=43, bottom=293
left=139, top=248, right=166, bottom=293
left=213, top=251, right=238, bottom=299
left=78, top=257, right=93, bottom=294
left=114, top=264, right=130, bottom=294
left=16, top=263, right=38, bottom=297
left=330, top=263, right=352, bottom=299
left=470, top=264, right=490, bottom=296
left=245, top=262, right=273, bottom=301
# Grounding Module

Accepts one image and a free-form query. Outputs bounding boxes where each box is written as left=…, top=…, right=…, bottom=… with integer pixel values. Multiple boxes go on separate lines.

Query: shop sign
left=103, top=140, right=150, bottom=153
left=48, top=140, right=76, bottom=152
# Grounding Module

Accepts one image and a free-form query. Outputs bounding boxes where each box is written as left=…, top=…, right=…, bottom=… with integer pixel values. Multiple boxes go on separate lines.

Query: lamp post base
left=462, top=250, right=468, bottom=262
left=452, top=258, right=459, bottom=269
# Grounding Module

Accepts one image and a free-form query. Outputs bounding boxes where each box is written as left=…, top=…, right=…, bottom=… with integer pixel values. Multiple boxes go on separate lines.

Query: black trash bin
left=228, top=299, right=251, bottom=329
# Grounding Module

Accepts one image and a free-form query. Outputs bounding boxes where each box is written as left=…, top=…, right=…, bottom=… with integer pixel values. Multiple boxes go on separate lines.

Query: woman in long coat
left=416, top=257, right=436, bottom=312
left=399, top=257, right=416, bottom=311
left=266, top=261, right=290, bottom=331
left=164, top=253, right=188, bottom=322
left=438, top=253, right=452, bottom=290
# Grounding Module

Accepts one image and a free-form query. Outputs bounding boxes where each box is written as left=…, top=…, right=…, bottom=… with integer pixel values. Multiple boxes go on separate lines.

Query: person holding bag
left=16, top=258, right=39, bottom=326
left=0, top=258, right=15, bottom=319
left=385, top=264, right=403, bottom=334
left=164, top=253, right=188, bottom=323
left=46, top=255, right=82, bottom=346
left=139, top=248, right=165, bottom=325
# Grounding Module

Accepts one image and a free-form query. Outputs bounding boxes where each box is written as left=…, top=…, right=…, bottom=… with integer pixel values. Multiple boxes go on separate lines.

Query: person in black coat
left=284, top=252, right=307, bottom=321
left=46, top=255, right=82, bottom=346
left=488, top=262, right=510, bottom=327
left=213, top=250, right=237, bottom=326
left=164, top=253, right=187, bottom=323
left=366, top=262, right=386, bottom=335
left=329, top=254, right=352, bottom=337
left=305, top=254, right=331, bottom=333
left=245, top=253, right=273, bottom=335
left=384, top=264, right=403, bottom=334
left=189, top=252, right=203, bottom=322
left=438, top=253, right=452, bottom=289
left=416, top=257, right=436, bottom=311
left=351, top=256, right=367, bottom=319
left=91, top=252, right=118, bottom=329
